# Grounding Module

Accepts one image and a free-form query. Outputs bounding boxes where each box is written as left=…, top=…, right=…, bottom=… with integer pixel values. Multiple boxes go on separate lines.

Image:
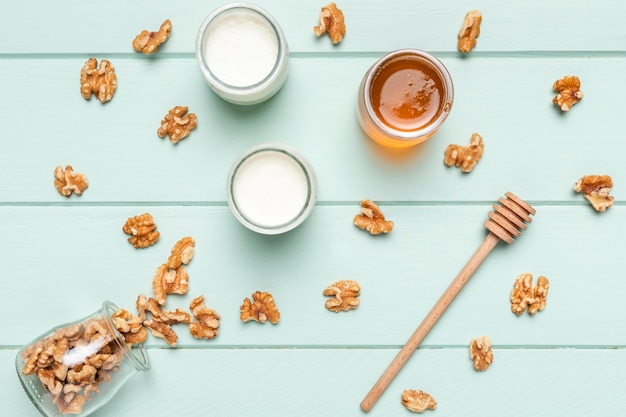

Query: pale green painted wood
left=4, top=348, right=625, bottom=416
left=2, top=0, right=626, bottom=415
left=2, top=0, right=625, bottom=54
left=2, top=205, right=625, bottom=348
left=1, top=56, right=624, bottom=202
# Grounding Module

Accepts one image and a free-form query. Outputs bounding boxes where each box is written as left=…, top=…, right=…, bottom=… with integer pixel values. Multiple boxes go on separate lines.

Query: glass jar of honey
left=357, top=49, right=454, bottom=148
left=15, top=301, right=150, bottom=417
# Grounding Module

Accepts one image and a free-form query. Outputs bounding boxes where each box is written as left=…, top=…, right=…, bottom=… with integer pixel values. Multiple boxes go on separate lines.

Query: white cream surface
left=205, top=9, right=279, bottom=87
left=232, top=151, right=309, bottom=228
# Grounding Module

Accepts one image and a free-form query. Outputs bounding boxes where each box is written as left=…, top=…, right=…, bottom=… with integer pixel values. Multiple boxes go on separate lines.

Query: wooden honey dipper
left=360, top=192, right=535, bottom=412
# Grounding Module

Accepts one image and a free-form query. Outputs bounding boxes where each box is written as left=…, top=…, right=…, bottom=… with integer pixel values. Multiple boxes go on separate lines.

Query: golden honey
left=357, top=49, right=454, bottom=148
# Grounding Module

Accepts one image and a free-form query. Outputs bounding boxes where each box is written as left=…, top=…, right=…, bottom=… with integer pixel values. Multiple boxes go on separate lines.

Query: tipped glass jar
left=357, top=49, right=454, bottom=148
left=15, top=301, right=150, bottom=417
left=196, top=2, right=289, bottom=105
left=226, top=143, right=317, bottom=235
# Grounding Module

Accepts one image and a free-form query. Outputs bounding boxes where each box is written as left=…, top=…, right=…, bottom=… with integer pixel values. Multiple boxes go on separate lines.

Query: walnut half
left=157, top=106, right=197, bottom=144
left=122, top=213, right=160, bottom=248
left=401, top=389, right=437, bottom=413
left=457, top=10, right=482, bottom=53
left=80, top=58, right=117, bottom=103
left=53, top=165, right=88, bottom=197
left=313, top=2, right=346, bottom=44
left=240, top=291, right=280, bottom=324
left=444, top=132, right=484, bottom=173
left=574, top=175, right=614, bottom=212
left=553, top=75, right=583, bottom=111
left=353, top=199, right=394, bottom=235
left=132, top=19, right=172, bottom=54
left=323, top=280, right=360, bottom=312
left=510, top=273, right=550, bottom=316
left=469, top=336, right=493, bottom=371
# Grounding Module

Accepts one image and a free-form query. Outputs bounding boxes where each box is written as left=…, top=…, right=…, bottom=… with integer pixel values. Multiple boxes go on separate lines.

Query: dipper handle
left=360, top=192, right=535, bottom=412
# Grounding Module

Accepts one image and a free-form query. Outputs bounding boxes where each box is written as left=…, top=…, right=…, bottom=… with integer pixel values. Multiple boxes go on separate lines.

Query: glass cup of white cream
left=226, top=143, right=317, bottom=234
left=196, top=2, right=289, bottom=105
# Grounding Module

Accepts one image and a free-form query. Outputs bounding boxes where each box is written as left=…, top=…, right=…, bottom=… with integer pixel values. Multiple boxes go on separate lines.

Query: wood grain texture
left=1, top=0, right=625, bottom=416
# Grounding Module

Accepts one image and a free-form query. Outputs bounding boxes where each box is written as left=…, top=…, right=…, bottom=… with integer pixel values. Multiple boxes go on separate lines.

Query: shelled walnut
left=143, top=319, right=178, bottom=347
left=313, top=2, right=346, bottom=44
left=574, top=175, right=614, bottom=212
left=122, top=213, right=160, bottom=248
left=157, top=106, right=197, bottom=144
left=189, top=295, right=221, bottom=339
left=469, top=336, right=493, bottom=371
left=53, top=165, right=88, bottom=197
left=152, top=263, right=189, bottom=306
left=353, top=199, right=394, bottom=235
left=553, top=75, right=583, bottom=111
left=323, top=280, right=360, bottom=312
left=80, top=57, right=117, bottom=103
left=132, top=19, right=172, bottom=54
left=167, top=236, right=195, bottom=269
left=401, top=389, right=437, bottom=413
left=457, top=10, right=482, bottom=53
left=510, top=273, right=550, bottom=316
left=240, top=291, right=281, bottom=324
left=444, top=132, right=484, bottom=173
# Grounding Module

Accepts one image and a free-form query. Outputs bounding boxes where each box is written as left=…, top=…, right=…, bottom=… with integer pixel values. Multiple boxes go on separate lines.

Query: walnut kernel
left=132, top=19, right=172, bottom=54
left=469, top=336, right=493, bottom=371
left=401, top=389, right=437, bottom=413
left=189, top=295, right=221, bottom=339
left=157, top=106, right=197, bottom=144
left=458, top=10, right=482, bottom=53
left=510, top=273, right=550, bottom=316
left=553, top=75, right=583, bottom=111
left=313, top=2, right=346, bottom=44
left=240, top=291, right=281, bottom=324
left=122, top=213, right=160, bottom=248
left=323, top=280, right=360, bottom=312
left=143, top=319, right=178, bottom=347
left=53, top=165, right=88, bottom=197
left=574, top=175, right=614, bottom=212
left=353, top=199, right=394, bottom=235
left=152, top=263, right=189, bottom=306
left=167, top=236, right=195, bottom=269
left=80, top=58, right=117, bottom=103
left=444, top=132, right=484, bottom=173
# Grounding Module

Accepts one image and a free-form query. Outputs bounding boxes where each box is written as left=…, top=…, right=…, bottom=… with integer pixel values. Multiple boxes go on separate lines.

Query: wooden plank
left=2, top=205, right=624, bottom=347
left=1, top=56, right=622, bottom=203
left=2, top=0, right=625, bottom=54
left=4, top=348, right=625, bottom=416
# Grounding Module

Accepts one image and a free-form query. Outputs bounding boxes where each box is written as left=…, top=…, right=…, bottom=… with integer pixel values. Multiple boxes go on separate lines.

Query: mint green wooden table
left=2, top=1, right=625, bottom=416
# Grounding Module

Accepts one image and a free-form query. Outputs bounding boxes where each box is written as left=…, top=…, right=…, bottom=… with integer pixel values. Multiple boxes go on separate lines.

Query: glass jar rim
left=195, top=2, right=288, bottom=93
left=226, top=143, right=317, bottom=235
left=101, top=300, right=151, bottom=372
left=362, top=49, right=454, bottom=141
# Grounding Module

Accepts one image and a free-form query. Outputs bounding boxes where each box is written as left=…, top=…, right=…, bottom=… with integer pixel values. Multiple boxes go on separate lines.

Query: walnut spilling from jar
left=80, top=57, right=117, bottom=103
left=240, top=291, right=281, bottom=324
left=53, top=165, right=89, bottom=197
left=122, top=213, right=160, bottom=248
left=323, top=280, right=360, bottom=312
left=401, top=389, right=437, bottom=413
left=152, top=263, right=189, bottom=306
left=354, top=199, right=394, bottom=235
left=189, top=295, right=221, bottom=339
left=469, top=336, right=493, bottom=371
left=313, top=2, right=346, bottom=44
left=132, top=19, right=172, bottom=54
left=21, top=318, right=126, bottom=415
left=157, top=106, right=197, bottom=144
left=510, top=273, right=550, bottom=316
left=444, top=132, right=484, bottom=173
left=457, top=10, right=482, bottom=53
left=574, top=175, right=614, bottom=212
left=553, top=75, right=583, bottom=111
